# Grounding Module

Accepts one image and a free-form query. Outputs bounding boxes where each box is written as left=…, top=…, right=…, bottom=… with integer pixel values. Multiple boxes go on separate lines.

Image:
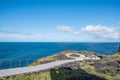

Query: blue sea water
left=0, top=42, right=119, bottom=69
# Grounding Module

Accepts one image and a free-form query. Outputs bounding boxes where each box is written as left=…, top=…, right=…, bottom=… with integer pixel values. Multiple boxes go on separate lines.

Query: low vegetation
left=2, top=51, right=120, bottom=80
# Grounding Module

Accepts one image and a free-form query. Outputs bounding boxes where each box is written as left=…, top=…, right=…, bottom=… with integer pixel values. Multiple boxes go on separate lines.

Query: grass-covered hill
left=2, top=51, right=120, bottom=80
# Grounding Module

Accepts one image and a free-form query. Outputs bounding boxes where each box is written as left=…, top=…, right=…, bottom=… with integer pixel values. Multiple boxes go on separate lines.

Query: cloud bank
left=0, top=31, right=47, bottom=41
left=57, top=25, right=120, bottom=40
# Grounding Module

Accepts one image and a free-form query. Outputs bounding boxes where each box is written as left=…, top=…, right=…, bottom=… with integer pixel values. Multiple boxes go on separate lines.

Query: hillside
left=2, top=51, right=120, bottom=80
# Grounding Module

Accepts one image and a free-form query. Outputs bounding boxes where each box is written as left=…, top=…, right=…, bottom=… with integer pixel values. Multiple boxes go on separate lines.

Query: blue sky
left=0, top=0, right=120, bottom=42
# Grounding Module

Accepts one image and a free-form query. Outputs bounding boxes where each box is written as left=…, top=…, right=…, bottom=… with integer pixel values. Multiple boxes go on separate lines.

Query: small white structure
left=65, top=53, right=100, bottom=60
left=88, top=55, right=100, bottom=60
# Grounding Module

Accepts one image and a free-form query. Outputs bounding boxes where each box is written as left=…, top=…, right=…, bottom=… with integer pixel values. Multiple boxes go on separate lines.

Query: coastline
left=0, top=42, right=118, bottom=69
left=1, top=50, right=120, bottom=80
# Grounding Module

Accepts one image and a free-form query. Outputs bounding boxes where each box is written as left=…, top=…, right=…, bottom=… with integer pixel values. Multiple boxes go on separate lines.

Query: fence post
left=10, top=59, right=12, bottom=68
left=19, top=59, right=21, bottom=67
left=26, top=59, right=29, bottom=66
left=0, top=59, right=1, bottom=69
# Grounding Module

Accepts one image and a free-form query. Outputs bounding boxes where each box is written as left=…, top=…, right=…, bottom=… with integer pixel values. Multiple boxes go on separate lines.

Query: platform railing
left=0, top=58, right=38, bottom=70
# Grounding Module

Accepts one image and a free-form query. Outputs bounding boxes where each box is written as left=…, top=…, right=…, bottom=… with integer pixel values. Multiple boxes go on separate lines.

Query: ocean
left=0, top=42, right=119, bottom=69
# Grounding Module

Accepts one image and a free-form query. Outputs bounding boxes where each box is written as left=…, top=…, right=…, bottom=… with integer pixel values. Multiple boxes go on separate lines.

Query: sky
left=0, top=0, right=120, bottom=42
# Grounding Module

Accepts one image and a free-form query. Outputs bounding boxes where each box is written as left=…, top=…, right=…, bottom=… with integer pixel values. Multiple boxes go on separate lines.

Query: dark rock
left=118, top=44, right=120, bottom=52
left=116, top=60, right=120, bottom=64
left=40, top=60, right=55, bottom=64
left=50, top=67, right=107, bottom=80
left=69, top=54, right=80, bottom=57
left=66, top=75, right=106, bottom=80
left=93, top=60, right=120, bottom=75
left=60, top=62, right=80, bottom=70
left=54, top=54, right=71, bottom=60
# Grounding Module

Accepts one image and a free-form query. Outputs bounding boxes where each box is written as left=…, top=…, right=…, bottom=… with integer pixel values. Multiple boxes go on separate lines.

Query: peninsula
left=1, top=50, right=120, bottom=80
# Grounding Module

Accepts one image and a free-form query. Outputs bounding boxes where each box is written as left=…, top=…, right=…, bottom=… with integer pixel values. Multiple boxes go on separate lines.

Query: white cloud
left=57, top=25, right=120, bottom=40
left=56, top=25, right=80, bottom=34
left=56, top=25, right=74, bottom=33
left=81, top=25, right=120, bottom=40
left=0, top=31, right=47, bottom=41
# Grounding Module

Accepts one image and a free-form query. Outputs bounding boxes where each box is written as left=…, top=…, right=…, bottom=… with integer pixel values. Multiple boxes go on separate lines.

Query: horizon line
left=0, top=41, right=120, bottom=43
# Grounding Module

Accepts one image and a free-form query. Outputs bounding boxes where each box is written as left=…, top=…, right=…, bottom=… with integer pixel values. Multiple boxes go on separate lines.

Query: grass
left=5, top=71, right=51, bottom=80
left=78, top=59, right=120, bottom=80
left=5, top=67, right=106, bottom=80
left=2, top=51, right=120, bottom=80
left=3, top=67, right=84, bottom=80
left=31, top=54, right=58, bottom=66
left=110, top=52, right=120, bottom=58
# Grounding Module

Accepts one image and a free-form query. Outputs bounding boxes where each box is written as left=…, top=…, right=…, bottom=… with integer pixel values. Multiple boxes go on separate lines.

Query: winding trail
left=0, top=60, right=79, bottom=78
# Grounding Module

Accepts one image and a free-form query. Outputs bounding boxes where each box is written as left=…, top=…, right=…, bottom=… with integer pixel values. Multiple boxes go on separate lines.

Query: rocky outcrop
left=49, top=62, right=107, bottom=80
left=54, top=54, right=72, bottom=60
left=4, top=50, right=120, bottom=80
left=60, top=62, right=80, bottom=70
left=31, top=50, right=120, bottom=80
left=93, top=60, right=120, bottom=76
left=118, top=45, right=120, bottom=52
